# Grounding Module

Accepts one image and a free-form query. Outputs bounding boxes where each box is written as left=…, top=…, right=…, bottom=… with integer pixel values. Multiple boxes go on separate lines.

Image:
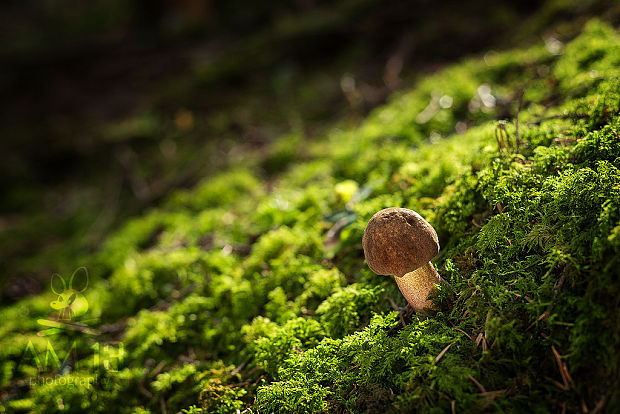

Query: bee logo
left=50, top=267, right=89, bottom=321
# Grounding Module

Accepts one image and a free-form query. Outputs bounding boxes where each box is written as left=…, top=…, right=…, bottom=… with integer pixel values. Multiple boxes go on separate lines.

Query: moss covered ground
left=1, top=18, right=620, bottom=414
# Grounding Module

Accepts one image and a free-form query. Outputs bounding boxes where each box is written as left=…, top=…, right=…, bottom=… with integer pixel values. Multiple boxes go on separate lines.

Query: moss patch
left=1, top=20, right=620, bottom=414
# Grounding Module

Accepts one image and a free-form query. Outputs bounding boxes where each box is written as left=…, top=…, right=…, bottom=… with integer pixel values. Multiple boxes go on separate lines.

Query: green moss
left=164, top=168, right=262, bottom=211
left=2, top=19, right=620, bottom=414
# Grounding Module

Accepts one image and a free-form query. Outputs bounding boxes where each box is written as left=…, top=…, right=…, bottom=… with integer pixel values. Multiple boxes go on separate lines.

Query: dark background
left=1, top=0, right=618, bottom=302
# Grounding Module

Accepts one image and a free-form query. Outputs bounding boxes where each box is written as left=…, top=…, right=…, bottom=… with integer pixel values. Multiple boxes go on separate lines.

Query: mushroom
left=362, top=207, right=448, bottom=312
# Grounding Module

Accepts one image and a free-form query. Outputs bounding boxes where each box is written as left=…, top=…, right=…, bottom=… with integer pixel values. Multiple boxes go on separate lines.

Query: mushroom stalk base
left=394, top=262, right=444, bottom=312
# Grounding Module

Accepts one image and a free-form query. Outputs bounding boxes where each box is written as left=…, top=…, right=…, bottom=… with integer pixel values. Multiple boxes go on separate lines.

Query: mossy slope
left=1, top=20, right=620, bottom=413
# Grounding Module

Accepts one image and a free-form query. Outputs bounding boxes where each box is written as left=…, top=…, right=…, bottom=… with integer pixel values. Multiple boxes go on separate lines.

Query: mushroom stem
left=394, top=262, right=444, bottom=312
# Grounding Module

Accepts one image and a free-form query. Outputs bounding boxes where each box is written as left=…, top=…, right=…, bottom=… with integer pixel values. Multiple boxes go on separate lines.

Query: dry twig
left=468, top=375, right=487, bottom=393
left=453, top=327, right=473, bottom=341
left=231, top=359, right=248, bottom=376
left=435, top=342, right=456, bottom=363
left=591, top=396, right=609, bottom=414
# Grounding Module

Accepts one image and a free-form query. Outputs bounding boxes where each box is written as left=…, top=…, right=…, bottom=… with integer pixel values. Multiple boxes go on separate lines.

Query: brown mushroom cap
left=362, top=207, right=439, bottom=277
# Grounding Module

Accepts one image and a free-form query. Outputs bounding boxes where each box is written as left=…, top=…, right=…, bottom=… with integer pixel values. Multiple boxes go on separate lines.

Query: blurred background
left=1, top=0, right=618, bottom=303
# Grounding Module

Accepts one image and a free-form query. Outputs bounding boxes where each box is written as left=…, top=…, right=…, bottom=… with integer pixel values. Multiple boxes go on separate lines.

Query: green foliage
left=198, top=379, right=247, bottom=414
left=554, top=20, right=620, bottom=94
left=317, top=285, right=384, bottom=338
left=28, top=369, right=147, bottom=414
left=165, top=168, right=262, bottom=211
left=253, top=317, right=326, bottom=377
left=98, top=247, right=207, bottom=320
left=2, top=20, right=620, bottom=414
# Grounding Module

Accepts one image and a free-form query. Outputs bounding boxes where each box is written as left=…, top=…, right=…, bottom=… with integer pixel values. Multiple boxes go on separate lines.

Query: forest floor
left=1, top=2, right=620, bottom=413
